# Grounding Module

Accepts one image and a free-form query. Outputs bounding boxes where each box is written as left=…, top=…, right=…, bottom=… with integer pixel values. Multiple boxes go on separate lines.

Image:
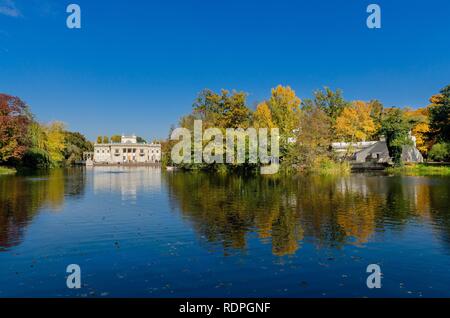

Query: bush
left=21, top=148, right=52, bottom=168
left=429, top=142, right=450, bottom=162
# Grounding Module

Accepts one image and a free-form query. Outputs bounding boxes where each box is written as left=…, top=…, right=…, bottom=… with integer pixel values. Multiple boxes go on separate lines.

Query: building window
left=123, top=148, right=126, bottom=153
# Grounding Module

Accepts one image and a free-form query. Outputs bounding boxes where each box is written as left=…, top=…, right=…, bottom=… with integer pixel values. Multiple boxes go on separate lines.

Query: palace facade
left=85, top=135, right=161, bottom=165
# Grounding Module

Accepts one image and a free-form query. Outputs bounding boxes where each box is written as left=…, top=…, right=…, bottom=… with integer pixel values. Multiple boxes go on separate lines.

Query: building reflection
left=92, top=166, right=161, bottom=200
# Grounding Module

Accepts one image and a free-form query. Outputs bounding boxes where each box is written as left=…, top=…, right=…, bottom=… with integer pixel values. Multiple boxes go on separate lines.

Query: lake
left=1, top=167, right=449, bottom=297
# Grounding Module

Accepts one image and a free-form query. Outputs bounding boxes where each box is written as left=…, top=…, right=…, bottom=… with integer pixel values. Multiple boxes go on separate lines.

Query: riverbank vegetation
left=165, top=84, right=450, bottom=174
left=0, top=94, right=93, bottom=171
left=0, top=166, right=16, bottom=175
left=387, top=163, right=450, bottom=176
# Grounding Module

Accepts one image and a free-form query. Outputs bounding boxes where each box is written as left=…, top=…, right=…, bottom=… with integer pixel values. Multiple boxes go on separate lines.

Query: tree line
left=0, top=94, right=93, bottom=169
left=164, top=84, right=450, bottom=171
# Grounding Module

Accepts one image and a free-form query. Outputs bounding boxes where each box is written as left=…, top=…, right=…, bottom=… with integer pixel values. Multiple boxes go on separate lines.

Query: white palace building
left=84, top=135, right=161, bottom=165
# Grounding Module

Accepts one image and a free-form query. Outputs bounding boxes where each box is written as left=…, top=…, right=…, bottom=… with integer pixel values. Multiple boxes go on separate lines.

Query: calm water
left=0, top=167, right=450, bottom=297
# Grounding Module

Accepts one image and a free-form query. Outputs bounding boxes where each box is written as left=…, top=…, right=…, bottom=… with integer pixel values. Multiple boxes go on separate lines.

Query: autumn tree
left=102, top=136, right=109, bottom=144
left=404, top=107, right=431, bottom=155
left=253, top=101, right=274, bottom=129
left=45, top=122, right=66, bottom=163
left=0, top=94, right=32, bottom=164
left=266, top=85, right=301, bottom=137
left=334, top=101, right=376, bottom=142
left=111, top=135, right=121, bottom=143
left=96, top=136, right=103, bottom=144
left=295, top=105, right=333, bottom=169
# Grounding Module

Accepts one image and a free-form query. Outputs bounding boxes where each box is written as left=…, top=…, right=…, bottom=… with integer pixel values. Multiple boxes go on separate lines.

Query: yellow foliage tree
left=267, top=85, right=301, bottom=137
left=334, top=101, right=376, bottom=142
left=45, top=121, right=66, bottom=163
left=404, top=107, right=431, bottom=155
left=253, top=101, right=275, bottom=128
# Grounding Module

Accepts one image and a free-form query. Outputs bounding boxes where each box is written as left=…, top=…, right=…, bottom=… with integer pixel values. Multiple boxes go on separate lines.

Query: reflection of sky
left=92, top=167, right=161, bottom=201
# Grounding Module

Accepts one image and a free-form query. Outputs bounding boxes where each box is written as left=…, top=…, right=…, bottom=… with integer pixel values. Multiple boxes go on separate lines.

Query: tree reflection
left=165, top=172, right=450, bottom=256
left=0, top=168, right=86, bottom=250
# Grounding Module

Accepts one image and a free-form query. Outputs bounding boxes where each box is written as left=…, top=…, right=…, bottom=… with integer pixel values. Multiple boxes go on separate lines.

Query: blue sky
left=0, top=0, right=449, bottom=140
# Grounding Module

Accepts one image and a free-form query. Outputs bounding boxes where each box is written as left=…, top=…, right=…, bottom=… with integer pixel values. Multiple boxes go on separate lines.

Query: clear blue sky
left=0, top=0, right=449, bottom=141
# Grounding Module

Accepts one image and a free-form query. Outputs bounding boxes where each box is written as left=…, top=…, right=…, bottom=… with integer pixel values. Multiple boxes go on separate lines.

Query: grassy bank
left=309, top=158, right=351, bottom=176
left=387, top=163, right=450, bottom=176
left=0, top=166, right=17, bottom=175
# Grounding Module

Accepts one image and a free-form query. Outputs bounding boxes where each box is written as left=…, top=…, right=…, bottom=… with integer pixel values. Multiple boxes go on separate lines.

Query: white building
left=89, top=135, right=161, bottom=164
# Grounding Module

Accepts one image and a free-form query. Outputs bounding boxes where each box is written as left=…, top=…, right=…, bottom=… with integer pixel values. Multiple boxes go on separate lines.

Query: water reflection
left=165, top=173, right=450, bottom=255
left=92, top=166, right=162, bottom=200
left=1, top=168, right=450, bottom=257
left=0, top=168, right=87, bottom=250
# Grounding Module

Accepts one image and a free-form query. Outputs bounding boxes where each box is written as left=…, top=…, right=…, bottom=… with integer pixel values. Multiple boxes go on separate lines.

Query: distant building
left=332, top=133, right=423, bottom=164
left=85, top=135, right=161, bottom=165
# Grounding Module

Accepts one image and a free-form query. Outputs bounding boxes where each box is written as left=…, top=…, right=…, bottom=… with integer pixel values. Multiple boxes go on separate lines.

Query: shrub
left=429, top=142, right=450, bottom=162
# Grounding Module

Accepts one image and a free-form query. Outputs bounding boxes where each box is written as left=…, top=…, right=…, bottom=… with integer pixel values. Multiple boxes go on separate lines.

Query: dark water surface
left=1, top=167, right=449, bottom=297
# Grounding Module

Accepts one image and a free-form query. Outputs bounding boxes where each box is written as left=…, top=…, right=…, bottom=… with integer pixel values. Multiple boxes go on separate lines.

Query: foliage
left=429, top=85, right=450, bottom=142
left=404, top=106, right=431, bottom=155
left=428, top=142, right=450, bottom=162
left=380, top=108, right=413, bottom=166
left=64, top=131, right=94, bottom=164
left=96, top=136, right=103, bottom=144
left=253, top=102, right=274, bottom=129
left=266, top=85, right=301, bottom=138
left=111, top=135, right=121, bottom=143
left=192, top=89, right=251, bottom=129
left=303, top=87, right=350, bottom=124
left=295, top=105, right=333, bottom=169
left=102, top=136, right=109, bottom=144
left=0, top=94, right=32, bottom=164
left=136, top=136, right=147, bottom=143
left=334, top=101, right=376, bottom=142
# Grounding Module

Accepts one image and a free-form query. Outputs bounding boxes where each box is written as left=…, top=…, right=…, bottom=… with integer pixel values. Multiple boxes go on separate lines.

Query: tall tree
left=334, top=101, right=376, bottom=142
left=380, top=108, right=412, bottom=166
left=0, top=94, right=32, bottom=164
left=312, top=87, right=350, bottom=123
left=429, top=85, right=450, bottom=142
left=267, top=85, right=301, bottom=136
left=253, top=101, right=274, bottom=129
left=296, top=105, right=333, bottom=168
left=193, top=89, right=250, bottom=128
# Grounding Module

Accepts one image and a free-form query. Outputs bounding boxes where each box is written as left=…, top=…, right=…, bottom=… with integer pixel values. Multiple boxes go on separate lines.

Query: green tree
left=428, top=142, right=450, bottom=162
left=380, top=108, right=413, bottom=166
left=311, top=87, right=350, bottom=123
left=96, top=136, right=103, bottom=144
left=102, top=136, right=109, bottom=144
left=64, top=131, right=94, bottom=164
left=429, top=85, right=450, bottom=142
left=193, top=89, right=251, bottom=128
left=136, top=136, right=147, bottom=143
